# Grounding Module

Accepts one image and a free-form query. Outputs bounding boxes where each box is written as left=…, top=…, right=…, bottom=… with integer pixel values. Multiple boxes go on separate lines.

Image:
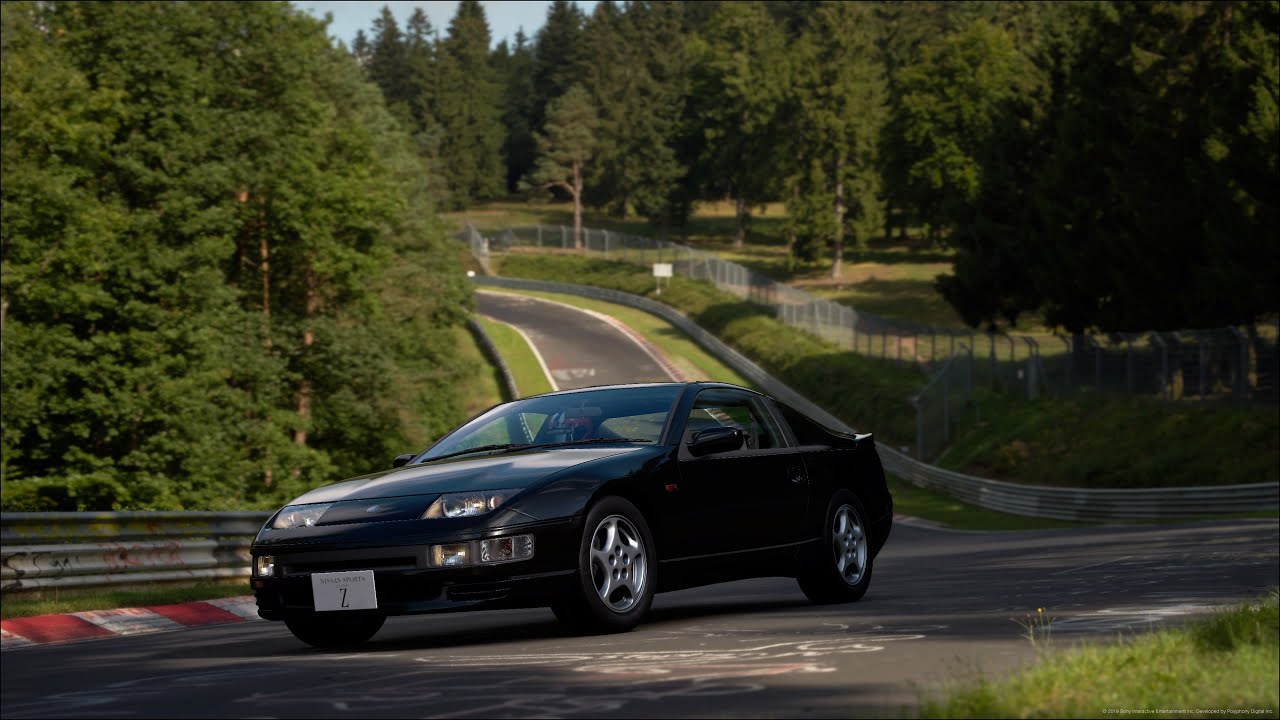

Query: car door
left=667, top=388, right=809, bottom=559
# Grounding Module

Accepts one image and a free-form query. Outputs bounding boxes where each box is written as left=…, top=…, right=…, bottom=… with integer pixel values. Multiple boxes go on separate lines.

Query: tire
left=552, top=496, right=656, bottom=634
left=797, top=490, right=874, bottom=604
left=284, top=612, right=385, bottom=649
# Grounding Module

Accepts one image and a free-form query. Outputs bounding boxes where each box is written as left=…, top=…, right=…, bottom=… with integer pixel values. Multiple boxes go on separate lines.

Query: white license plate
left=311, top=570, right=378, bottom=612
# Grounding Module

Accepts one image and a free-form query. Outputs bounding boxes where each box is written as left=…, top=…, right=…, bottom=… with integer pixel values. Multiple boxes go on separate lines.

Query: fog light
left=254, top=555, right=275, bottom=577
left=480, top=534, right=534, bottom=564
left=431, top=543, right=471, bottom=567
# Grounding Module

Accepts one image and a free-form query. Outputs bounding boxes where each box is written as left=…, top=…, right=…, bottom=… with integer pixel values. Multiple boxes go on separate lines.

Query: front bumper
left=251, top=517, right=580, bottom=620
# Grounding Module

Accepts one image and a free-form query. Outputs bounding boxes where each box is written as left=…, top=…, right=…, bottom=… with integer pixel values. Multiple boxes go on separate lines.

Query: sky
left=296, top=1, right=599, bottom=50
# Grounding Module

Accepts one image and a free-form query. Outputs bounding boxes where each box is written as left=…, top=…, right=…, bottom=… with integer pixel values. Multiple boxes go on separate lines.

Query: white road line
left=478, top=311, right=559, bottom=392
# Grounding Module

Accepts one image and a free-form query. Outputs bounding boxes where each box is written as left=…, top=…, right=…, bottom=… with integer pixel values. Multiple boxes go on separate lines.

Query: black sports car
left=250, top=382, right=892, bottom=647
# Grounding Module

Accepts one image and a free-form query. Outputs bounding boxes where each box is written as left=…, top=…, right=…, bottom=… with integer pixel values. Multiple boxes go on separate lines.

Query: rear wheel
left=552, top=496, right=656, bottom=634
left=284, top=612, right=385, bottom=649
left=797, top=490, right=873, bottom=604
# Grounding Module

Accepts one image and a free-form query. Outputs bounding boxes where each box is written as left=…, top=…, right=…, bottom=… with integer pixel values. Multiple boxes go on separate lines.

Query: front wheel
left=552, top=496, right=656, bottom=634
left=797, top=490, right=873, bottom=604
left=284, top=612, right=385, bottom=649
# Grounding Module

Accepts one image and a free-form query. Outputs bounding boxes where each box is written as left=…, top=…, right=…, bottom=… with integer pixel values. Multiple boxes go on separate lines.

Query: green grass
left=479, top=288, right=753, bottom=389
left=938, top=388, right=1280, bottom=488
left=492, top=252, right=927, bottom=447
left=2, top=579, right=252, bottom=620
left=475, top=315, right=555, bottom=398
left=918, top=592, right=1280, bottom=718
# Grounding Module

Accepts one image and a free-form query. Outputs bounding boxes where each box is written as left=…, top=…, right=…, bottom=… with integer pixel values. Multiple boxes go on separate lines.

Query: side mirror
left=688, top=426, right=744, bottom=456
left=392, top=454, right=415, bottom=468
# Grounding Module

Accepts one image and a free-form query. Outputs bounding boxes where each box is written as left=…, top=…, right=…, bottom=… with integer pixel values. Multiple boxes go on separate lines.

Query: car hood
left=285, top=446, right=649, bottom=505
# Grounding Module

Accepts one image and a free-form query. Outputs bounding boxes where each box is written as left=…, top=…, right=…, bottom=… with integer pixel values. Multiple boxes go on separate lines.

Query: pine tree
left=436, top=0, right=505, bottom=206
left=524, top=85, right=600, bottom=248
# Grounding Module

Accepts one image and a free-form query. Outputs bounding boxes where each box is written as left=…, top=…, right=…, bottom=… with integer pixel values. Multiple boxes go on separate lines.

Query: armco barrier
left=476, top=275, right=1279, bottom=521
left=1, top=512, right=270, bottom=592
left=467, top=315, right=519, bottom=400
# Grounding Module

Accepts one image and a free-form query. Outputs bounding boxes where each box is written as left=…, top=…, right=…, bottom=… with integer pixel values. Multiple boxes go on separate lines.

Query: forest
left=356, top=0, right=1277, bottom=332
left=1, top=0, right=1276, bottom=510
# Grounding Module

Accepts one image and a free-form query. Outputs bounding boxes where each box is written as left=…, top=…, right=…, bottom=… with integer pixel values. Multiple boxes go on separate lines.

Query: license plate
left=311, top=570, right=378, bottom=612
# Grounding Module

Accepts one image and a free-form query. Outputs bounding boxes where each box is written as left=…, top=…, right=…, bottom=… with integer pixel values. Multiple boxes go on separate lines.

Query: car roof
left=521, top=381, right=769, bottom=401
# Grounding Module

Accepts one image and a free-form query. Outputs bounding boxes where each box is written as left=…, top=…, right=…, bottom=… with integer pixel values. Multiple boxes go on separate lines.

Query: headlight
left=422, top=489, right=519, bottom=519
left=271, top=503, right=332, bottom=529
left=254, top=555, right=275, bottom=577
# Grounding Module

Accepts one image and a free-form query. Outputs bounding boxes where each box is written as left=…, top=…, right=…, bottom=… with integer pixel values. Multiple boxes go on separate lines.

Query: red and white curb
left=1, top=596, right=261, bottom=650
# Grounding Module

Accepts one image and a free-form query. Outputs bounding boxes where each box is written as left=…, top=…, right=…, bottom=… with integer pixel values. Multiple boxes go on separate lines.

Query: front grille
left=282, top=556, right=418, bottom=575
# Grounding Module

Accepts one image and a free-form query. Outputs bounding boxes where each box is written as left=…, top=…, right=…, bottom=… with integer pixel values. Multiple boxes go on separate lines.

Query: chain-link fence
left=463, top=224, right=1279, bottom=406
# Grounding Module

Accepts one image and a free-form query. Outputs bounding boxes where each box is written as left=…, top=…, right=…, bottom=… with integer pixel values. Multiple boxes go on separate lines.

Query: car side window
left=685, top=389, right=784, bottom=450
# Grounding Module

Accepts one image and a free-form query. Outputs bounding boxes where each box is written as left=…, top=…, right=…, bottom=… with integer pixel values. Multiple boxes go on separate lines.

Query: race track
left=4, top=290, right=1275, bottom=718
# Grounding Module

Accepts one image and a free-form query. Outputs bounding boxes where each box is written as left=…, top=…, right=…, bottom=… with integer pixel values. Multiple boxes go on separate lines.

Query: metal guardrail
left=1, top=512, right=269, bottom=592
left=475, top=275, right=1279, bottom=521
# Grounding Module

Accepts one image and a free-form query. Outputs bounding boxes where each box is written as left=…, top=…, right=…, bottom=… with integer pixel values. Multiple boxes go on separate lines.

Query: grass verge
left=454, top=323, right=506, bottom=414
left=475, top=314, right=555, bottom=397
left=2, top=579, right=252, bottom=620
left=918, top=592, right=1280, bottom=718
left=939, top=388, right=1279, bottom=488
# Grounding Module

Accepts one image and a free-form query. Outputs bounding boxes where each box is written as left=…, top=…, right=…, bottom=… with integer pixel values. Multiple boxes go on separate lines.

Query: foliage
left=1, top=1, right=472, bottom=511
left=919, top=593, right=1280, bottom=718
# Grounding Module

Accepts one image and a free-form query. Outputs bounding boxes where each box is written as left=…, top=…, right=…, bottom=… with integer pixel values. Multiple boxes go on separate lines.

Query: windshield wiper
left=526, top=438, right=654, bottom=450
left=420, top=443, right=531, bottom=463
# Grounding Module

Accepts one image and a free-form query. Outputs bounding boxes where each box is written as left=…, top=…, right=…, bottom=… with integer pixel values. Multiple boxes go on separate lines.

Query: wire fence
left=463, top=224, right=1279, bottom=412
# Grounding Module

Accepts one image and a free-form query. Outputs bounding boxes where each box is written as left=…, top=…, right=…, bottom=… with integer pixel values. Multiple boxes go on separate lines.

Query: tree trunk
left=832, top=155, right=845, bottom=280
left=572, top=160, right=583, bottom=250
left=786, top=183, right=799, bottom=256
left=294, top=265, right=318, bottom=447
left=260, top=232, right=272, bottom=349
left=734, top=195, right=749, bottom=248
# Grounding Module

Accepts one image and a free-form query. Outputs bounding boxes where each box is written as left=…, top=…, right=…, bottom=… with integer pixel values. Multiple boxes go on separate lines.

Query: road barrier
left=475, top=275, right=1279, bottom=522
left=1, top=512, right=269, bottom=592
left=467, top=316, right=519, bottom=401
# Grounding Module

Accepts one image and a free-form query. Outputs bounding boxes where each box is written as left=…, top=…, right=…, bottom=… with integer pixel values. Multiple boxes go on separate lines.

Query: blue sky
left=296, top=1, right=599, bottom=50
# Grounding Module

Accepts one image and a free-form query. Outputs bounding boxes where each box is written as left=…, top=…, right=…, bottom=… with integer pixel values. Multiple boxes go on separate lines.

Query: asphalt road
left=2, top=520, right=1276, bottom=718
left=4, top=291, right=1275, bottom=718
left=475, top=291, right=673, bottom=389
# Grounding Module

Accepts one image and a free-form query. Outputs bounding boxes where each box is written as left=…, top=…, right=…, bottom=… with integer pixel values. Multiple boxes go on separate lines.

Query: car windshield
left=418, top=385, right=684, bottom=462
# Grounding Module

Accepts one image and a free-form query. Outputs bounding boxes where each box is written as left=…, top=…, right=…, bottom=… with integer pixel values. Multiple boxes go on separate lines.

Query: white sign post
left=652, top=263, right=673, bottom=295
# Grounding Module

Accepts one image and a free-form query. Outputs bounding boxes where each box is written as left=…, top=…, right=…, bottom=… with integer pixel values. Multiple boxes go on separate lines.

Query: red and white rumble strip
left=1, top=596, right=261, bottom=650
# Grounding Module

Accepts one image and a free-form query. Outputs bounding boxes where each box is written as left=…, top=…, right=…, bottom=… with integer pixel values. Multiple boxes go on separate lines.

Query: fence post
left=561, top=225, right=567, bottom=248
left=1125, top=335, right=1134, bottom=394
left=1150, top=332, right=1168, bottom=401
left=913, top=395, right=925, bottom=460
left=537, top=225, right=543, bottom=247
left=1060, top=336, right=1073, bottom=396
left=603, top=230, right=609, bottom=258
left=1199, top=335, right=1208, bottom=398
left=1229, top=326, right=1249, bottom=401
left=943, top=366, right=951, bottom=443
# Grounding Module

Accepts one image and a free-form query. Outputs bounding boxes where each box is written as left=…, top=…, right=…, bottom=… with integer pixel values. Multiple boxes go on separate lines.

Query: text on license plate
left=311, top=570, right=378, bottom=611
